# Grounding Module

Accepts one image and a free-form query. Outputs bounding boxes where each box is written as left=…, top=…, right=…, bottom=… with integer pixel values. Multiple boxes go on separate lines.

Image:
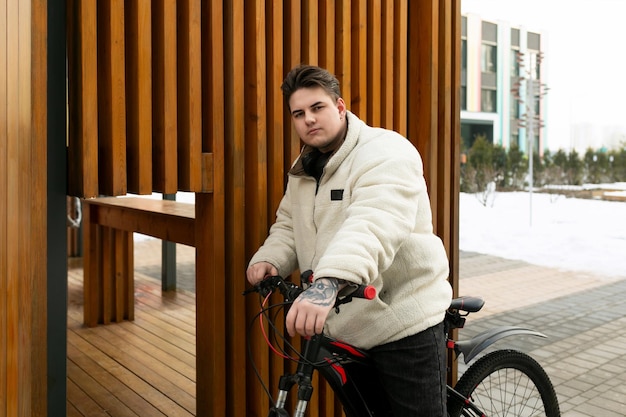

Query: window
left=481, top=21, right=497, bottom=74
left=529, top=52, right=542, bottom=80
left=510, top=95, right=520, bottom=119
left=511, top=131, right=520, bottom=148
left=461, top=86, right=467, bottom=111
left=461, top=38, right=467, bottom=111
left=481, top=44, right=497, bottom=74
left=481, top=88, right=496, bottom=112
left=511, top=49, right=521, bottom=76
left=461, top=39, right=467, bottom=72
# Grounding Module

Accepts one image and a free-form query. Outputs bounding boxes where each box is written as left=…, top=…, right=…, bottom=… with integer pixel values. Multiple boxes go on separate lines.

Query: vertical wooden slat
left=101, top=227, right=113, bottom=324
left=111, top=230, right=135, bottom=323
left=199, top=1, right=228, bottom=413
left=437, top=0, right=453, bottom=250
left=351, top=0, right=367, bottom=117
left=0, top=1, right=48, bottom=412
left=266, top=1, right=287, bottom=405
left=335, top=0, right=351, bottom=109
left=450, top=0, right=461, bottom=296
left=408, top=0, right=438, bottom=184
left=125, top=0, right=153, bottom=194
left=266, top=1, right=285, bottom=220
left=446, top=0, right=462, bottom=383
left=393, top=0, right=408, bottom=135
left=243, top=0, right=270, bottom=414
left=123, top=230, right=134, bottom=320
left=114, top=230, right=124, bottom=321
left=367, top=0, right=381, bottom=126
left=301, top=0, right=318, bottom=64
left=197, top=2, right=228, bottom=405
left=177, top=0, right=202, bottom=192
left=433, top=0, right=453, bottom=242
left=67, top=0, right=99, bottom=197
left=0, top=0, right=8, bottom=411
left=152, top=0, right=178, bottom=194
left=381, top=0, right=394, bottom=128
left=97, top=0, right=127, bottom=196
left=319, top=0, right=336, bottom=72
left=29, top=0, right=48, bottom=413
left=196, top=192, right=226, bottom=416
left=226, top=0, right=246, bottom=414
left=82, top=204, right=97, bottom=327
left=18, top=1, right=34, bottom=414
left=279, top=3, right=305, bottom=405
left=284, top=0, right=302, bottom=165
left=5, top=0, right=20, bottom=413
left=201, top=0, right=223, bottom=190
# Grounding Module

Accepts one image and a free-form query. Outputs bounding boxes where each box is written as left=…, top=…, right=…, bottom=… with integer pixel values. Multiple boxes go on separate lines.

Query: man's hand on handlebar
left=286, top=277, right=344, bottom=338
left=244, top=271, right=376, bottom=337
left=247, top=262, right=278, bottom=286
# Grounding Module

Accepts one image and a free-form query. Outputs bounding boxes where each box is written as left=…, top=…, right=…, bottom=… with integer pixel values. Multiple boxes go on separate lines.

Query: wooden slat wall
left=0, top=0, right=48, bottom=415
left=65, top=0, right=460, bottom=415
left=67, top=0, right=210, bottom=197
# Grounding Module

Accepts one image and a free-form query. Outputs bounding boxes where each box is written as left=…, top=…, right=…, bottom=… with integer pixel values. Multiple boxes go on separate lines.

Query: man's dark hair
left=281, top=65, right=341, bottom=108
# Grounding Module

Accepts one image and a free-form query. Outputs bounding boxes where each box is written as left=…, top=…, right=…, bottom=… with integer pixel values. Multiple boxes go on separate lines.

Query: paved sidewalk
left=134, top=239, right=626, bottom=416
left=459, top=251, right=626, bottom=417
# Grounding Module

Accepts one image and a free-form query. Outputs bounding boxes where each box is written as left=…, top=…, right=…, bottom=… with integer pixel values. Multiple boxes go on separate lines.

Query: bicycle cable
left=246, top=303, right=278, bottom=405
left=260, top=291, right=341, bottom=368
left=259, top=292, right=297, bottom=360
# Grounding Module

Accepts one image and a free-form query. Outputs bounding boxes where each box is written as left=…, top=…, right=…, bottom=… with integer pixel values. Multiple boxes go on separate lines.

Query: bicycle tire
left=448, top=349, right=560, bottom=417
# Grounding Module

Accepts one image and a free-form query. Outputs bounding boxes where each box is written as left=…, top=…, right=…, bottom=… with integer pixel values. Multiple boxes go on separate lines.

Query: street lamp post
left=511, top=51, right=548, bottom=226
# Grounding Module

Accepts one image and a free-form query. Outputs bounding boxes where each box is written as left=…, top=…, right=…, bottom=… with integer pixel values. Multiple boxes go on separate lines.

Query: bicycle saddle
left=449, top=296, right=485, bottom=313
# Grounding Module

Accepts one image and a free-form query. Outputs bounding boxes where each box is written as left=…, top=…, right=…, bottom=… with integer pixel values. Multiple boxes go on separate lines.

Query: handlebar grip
left=349, top=285, right=376, bottom=300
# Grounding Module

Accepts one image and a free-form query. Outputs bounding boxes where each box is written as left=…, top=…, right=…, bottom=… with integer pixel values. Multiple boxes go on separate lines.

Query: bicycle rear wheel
left=448, top=349, right=560, bottom=417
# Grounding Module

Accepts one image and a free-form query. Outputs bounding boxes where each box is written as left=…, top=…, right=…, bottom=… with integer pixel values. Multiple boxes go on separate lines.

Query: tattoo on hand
left=298, top=278, right=338, bottom=307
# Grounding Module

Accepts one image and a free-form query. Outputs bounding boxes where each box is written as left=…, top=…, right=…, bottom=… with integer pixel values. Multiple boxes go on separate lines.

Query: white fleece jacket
left=249, top=112, right=452, bottom=350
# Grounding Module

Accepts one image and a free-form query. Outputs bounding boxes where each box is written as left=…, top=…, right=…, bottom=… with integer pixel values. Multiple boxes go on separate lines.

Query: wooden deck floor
left=67, top=243, right=197, bottom=417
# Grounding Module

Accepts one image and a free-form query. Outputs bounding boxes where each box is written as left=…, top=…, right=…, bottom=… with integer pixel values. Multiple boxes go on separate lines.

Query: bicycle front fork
left=269, top=336, right=321, bottom=417
left=269, top=374, right=314, bottom=417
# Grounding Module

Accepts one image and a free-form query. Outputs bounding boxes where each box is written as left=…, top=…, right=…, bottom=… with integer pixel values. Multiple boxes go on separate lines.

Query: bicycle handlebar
left=243, top=271, right=376, bottom=309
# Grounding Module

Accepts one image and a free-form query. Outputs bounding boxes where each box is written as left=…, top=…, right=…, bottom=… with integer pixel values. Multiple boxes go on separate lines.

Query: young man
left=247, top=65, right=452, bottom=416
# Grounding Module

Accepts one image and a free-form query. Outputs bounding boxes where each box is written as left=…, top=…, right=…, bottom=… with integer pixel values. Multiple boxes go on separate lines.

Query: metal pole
left=162, top=193, right=177, bottom=290
left=527, top=76, right=534, bottom=227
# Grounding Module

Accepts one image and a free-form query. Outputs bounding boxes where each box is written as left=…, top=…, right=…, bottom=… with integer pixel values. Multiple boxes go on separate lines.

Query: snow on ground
left=460, top=189, right=626, bottom=278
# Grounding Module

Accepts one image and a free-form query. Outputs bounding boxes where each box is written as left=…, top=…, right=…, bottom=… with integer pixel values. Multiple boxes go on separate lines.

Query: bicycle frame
left=268, top=332, right=504, bottom=416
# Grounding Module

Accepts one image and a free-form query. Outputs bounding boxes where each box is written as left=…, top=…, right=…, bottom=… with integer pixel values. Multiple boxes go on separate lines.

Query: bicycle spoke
left=470, top=368, right=546, bottom=416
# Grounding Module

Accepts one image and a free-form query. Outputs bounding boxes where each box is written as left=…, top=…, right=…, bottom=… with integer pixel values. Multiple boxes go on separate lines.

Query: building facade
left=461, top=13, right=547, bottom=156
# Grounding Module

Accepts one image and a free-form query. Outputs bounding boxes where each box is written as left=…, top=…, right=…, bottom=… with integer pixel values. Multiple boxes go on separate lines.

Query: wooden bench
left=82, top=196, right=195, bottom=326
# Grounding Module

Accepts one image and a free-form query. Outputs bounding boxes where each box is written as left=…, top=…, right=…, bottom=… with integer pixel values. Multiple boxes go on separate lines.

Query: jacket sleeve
left=248, top=182, right=299, bottom=277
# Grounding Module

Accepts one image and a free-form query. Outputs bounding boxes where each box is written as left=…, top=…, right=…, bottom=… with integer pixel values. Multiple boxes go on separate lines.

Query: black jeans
left=368, top=322, right=447, bottom=416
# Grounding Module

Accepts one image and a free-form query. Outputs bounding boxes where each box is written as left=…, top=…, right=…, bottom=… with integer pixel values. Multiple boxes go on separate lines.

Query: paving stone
left=458, top=251, right=626, bottom=416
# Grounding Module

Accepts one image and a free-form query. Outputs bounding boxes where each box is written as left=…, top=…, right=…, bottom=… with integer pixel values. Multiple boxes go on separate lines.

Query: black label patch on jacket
left=330, top=189, right=344, bottom=201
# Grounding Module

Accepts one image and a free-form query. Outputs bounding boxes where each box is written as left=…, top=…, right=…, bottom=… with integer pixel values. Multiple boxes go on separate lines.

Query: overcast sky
left=461, top=0, right=626, bottom=150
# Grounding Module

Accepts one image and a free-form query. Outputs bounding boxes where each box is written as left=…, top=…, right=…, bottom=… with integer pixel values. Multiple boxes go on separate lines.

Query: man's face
left=288, top=87, right=347, bottom=153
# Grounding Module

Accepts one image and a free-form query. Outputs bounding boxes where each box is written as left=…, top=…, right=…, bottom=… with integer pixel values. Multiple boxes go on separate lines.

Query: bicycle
left=245, top=272, right=561, bottom=417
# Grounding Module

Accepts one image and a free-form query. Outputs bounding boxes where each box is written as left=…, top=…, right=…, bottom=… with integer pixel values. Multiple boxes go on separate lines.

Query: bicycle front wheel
left=449, top=349, right=560, bottom=417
